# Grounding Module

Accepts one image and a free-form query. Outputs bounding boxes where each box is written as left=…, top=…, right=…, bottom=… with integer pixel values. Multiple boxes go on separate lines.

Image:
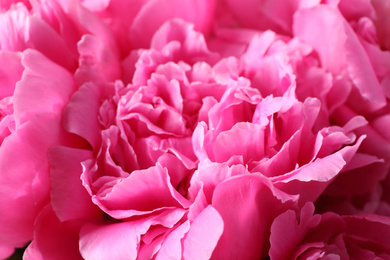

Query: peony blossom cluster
left=1, top=0, right=390, bottom=259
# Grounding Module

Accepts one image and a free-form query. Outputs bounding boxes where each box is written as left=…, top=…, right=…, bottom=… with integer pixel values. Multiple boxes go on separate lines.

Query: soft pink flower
left=2, top=0, right=390, bottom=259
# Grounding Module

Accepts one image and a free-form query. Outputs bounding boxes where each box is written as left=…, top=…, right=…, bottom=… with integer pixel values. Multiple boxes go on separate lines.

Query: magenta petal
left=14, top=49, right=76, bottom=127
left=49, top=146, right=101, bottom=222
left=182, top=206, right=223, bottom=260
left=0, top=51, right=23, bottom=99
left=211, top=174, right=298, bottom=259
left=24, top=205, right=84, bottom=260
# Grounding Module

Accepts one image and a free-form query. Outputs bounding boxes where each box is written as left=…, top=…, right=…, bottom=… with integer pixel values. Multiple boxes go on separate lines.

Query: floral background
left=1, top=0, right=390, bottom=259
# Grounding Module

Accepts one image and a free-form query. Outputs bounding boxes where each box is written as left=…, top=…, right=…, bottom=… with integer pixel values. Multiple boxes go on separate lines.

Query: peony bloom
left=2, top=0, right=390, bottom=259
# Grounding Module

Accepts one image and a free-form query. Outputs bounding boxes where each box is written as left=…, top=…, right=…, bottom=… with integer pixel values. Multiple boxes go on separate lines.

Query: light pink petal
left=211, top=174, right=298, bottom=259
left=129, top=0, right=216, bottom=49
left=49, top=146, right=101, bottom=222
left=182, top=206, right=224, bottom=260
left=75, top=34, right=121, bottom=85
left=80, top=222, right=139, bottom=260
left=0, top=51, right=23, bottom=99
left=14, top=49, right=76, bottom=127
left=23, top=205, right=84, bottom=260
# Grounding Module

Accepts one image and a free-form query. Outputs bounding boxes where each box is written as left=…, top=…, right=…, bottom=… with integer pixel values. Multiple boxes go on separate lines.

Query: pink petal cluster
left=0, top=0, right=390, bottom=259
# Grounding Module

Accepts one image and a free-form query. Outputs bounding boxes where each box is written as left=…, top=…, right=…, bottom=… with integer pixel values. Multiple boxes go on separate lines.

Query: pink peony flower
left=2, top=0, right=390, bottom=259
